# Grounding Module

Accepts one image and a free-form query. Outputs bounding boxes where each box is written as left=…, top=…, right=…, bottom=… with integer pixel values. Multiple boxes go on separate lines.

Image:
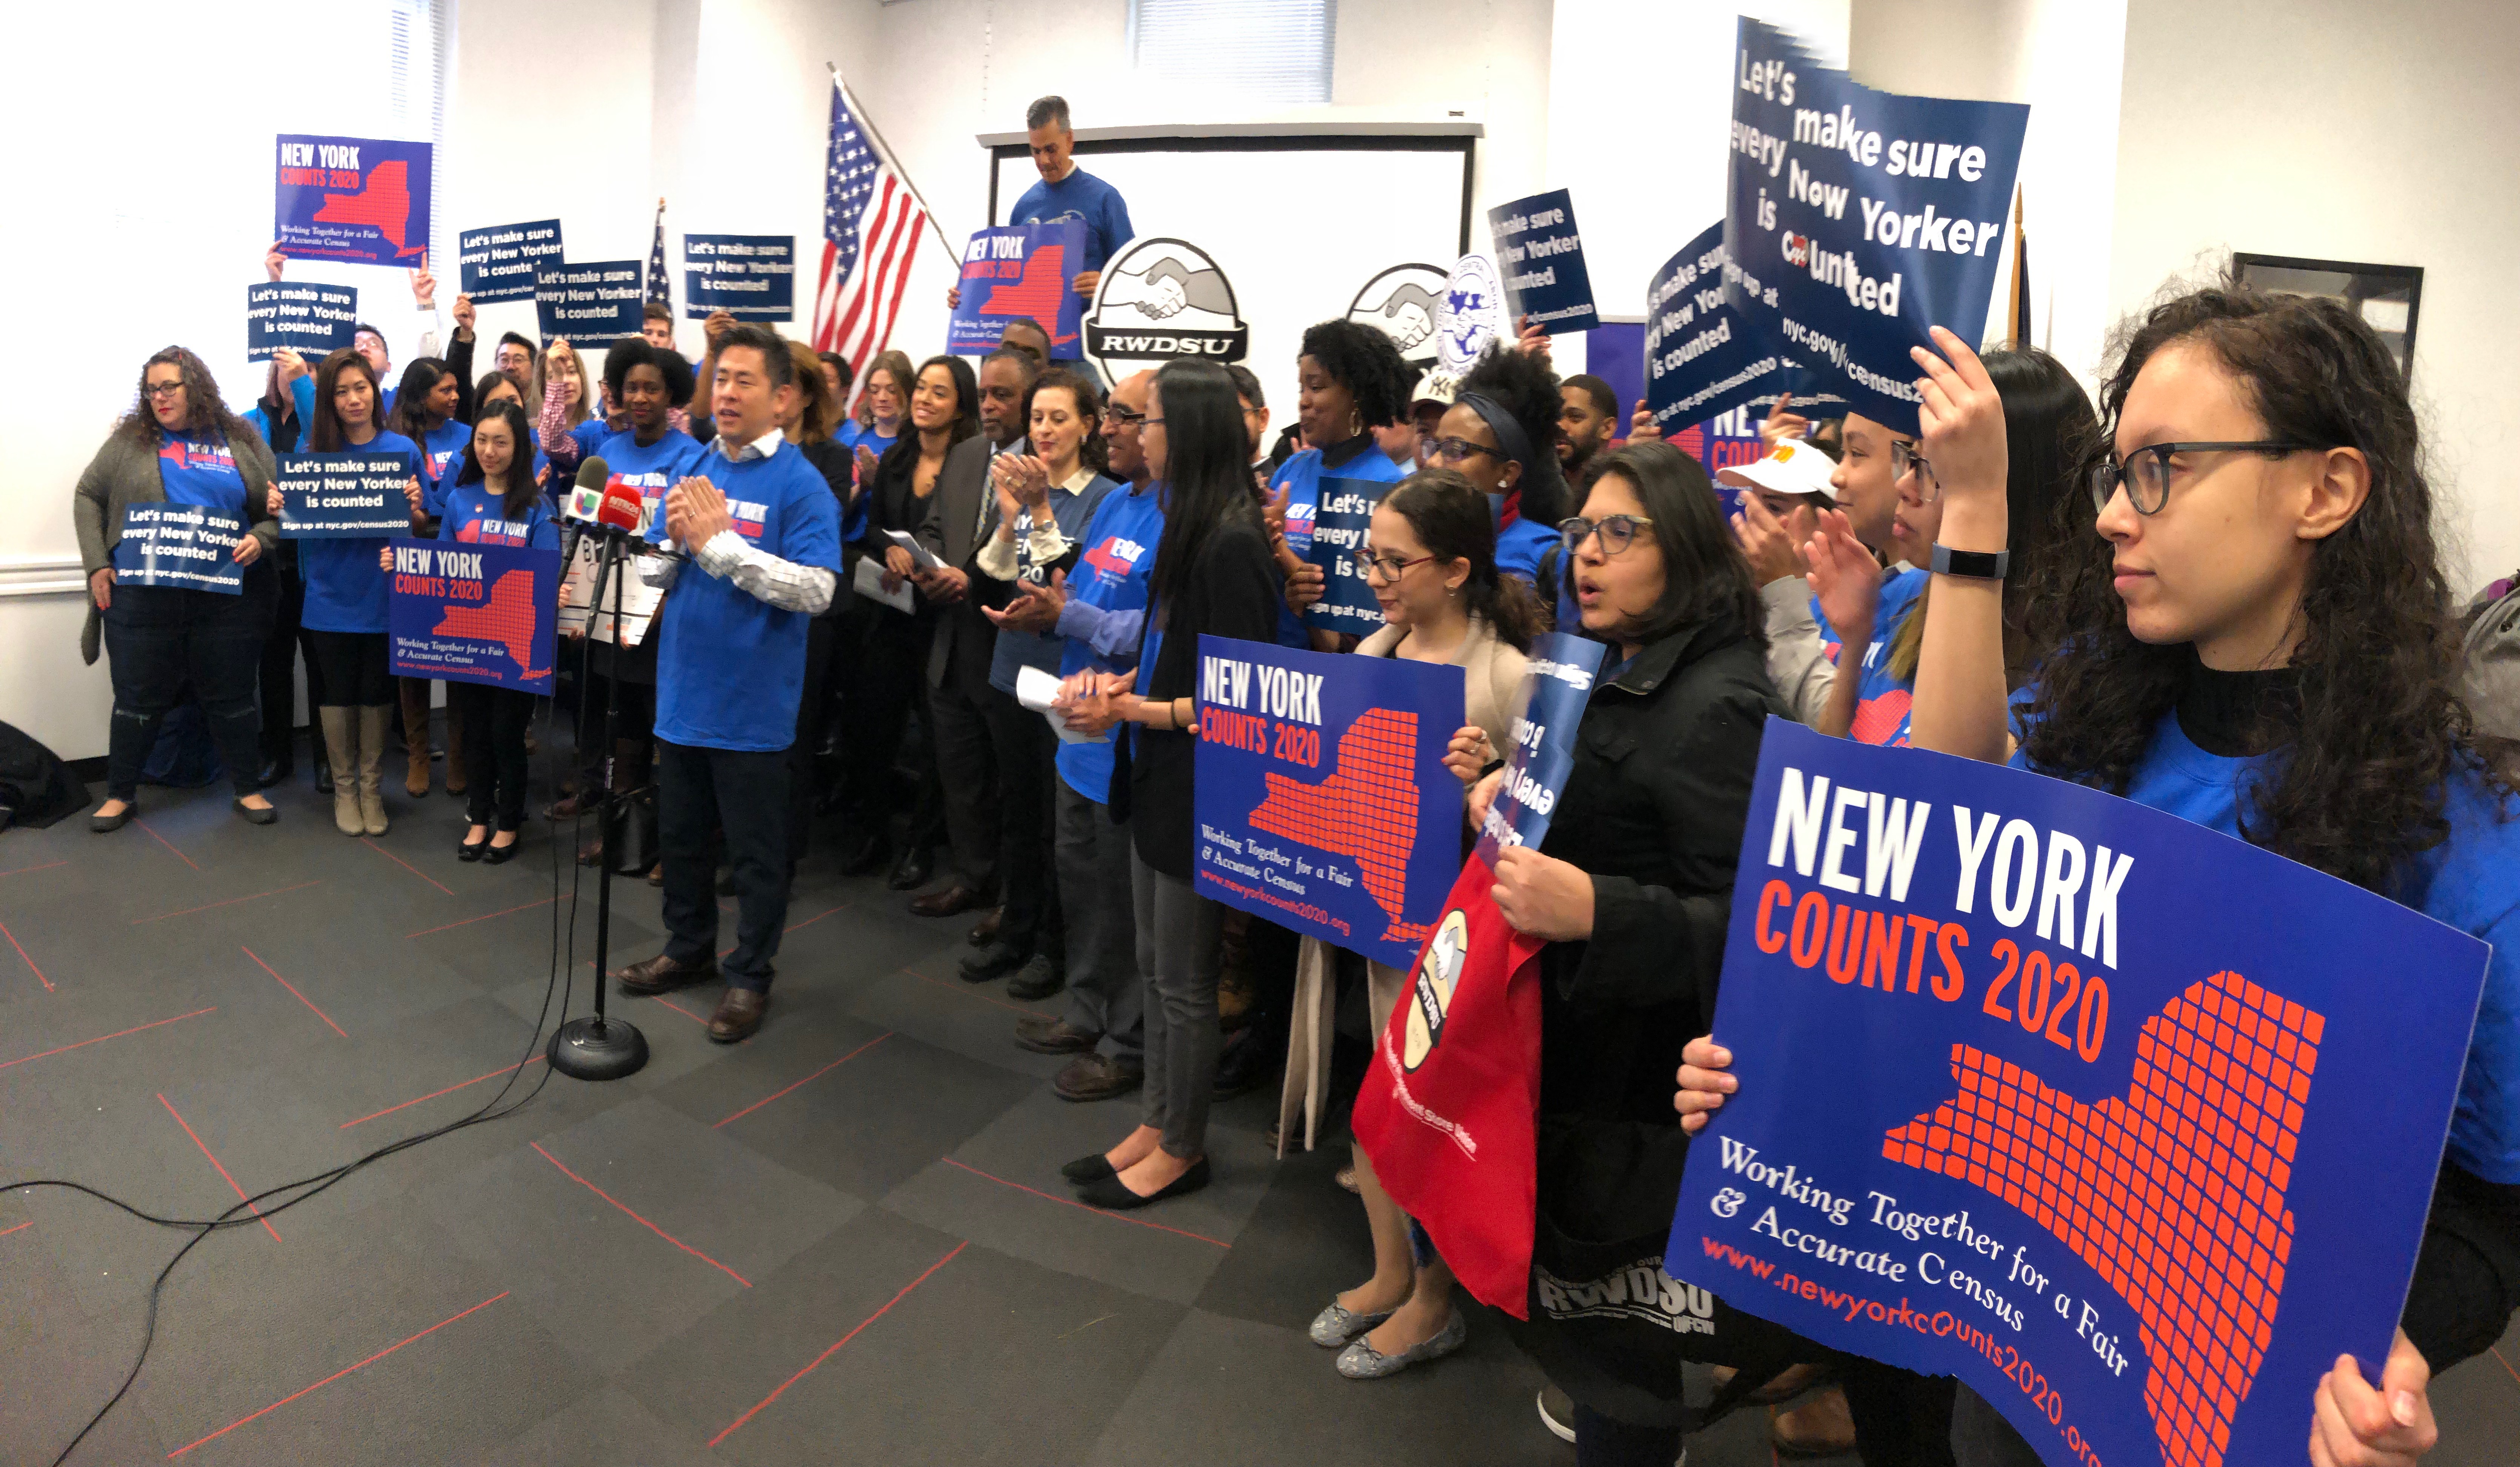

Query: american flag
left=811, top=74, right=931, bottom=407
left=644, top=198, right=671, bottom=309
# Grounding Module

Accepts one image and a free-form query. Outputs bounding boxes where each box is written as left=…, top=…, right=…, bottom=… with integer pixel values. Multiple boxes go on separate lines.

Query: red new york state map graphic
left=1883, top=971, right=2320, bottom=1467
left=432, top=570, right=546, bottom=678
left=312, top=161, right=420, bottom=258
left=1245, top=709, right=1426, bottom=945
left=978, top=245, right=1072, bottom=344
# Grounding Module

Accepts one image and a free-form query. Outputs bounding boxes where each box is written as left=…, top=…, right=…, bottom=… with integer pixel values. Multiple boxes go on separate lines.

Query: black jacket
left=1121, top=514, right=1281, bottom=877
left=1534, top=612, right=1784, bottom=1249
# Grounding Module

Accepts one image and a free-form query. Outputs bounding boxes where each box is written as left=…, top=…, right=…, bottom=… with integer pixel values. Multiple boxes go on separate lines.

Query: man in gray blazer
left=907, top=348, right=1038, bottom=918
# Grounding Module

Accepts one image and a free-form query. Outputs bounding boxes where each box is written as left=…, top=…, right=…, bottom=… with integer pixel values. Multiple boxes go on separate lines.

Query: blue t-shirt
left=155, top=429, right=249, bottom=520
left=988, top=473, right=1120, bottom=696
left=569, top=418, right=611, bottom=461
left=596, top=428, right=711, bottom=533
left=645, top=439, right=843, bottom=751
left=1269, top=440, right=1409, bottom=648
left=1009, top=167, right=1135, bottom=282
left=297, top=431, right=421, bottom=634
left=2010, top=701, right=2520, bottom=1185
left=414, top=418, right=471, bottom=515
left=1496, top=515, right=1557, bottom=586
left=437, top=480, right=559, bottom=551
left=1813, top=565, right=1928, bottom=744
left=835, top=424, right=898, bottom=544
left=1054, top=482, right=1165, bottom=803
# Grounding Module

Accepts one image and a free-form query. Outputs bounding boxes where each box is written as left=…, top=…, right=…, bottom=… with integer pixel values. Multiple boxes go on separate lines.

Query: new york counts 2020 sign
left=1191, top=635, right=1465, bottom=970
left=1670, top=720, right=2487, bottom=1467
left=274, top=135, right=432, bottom=267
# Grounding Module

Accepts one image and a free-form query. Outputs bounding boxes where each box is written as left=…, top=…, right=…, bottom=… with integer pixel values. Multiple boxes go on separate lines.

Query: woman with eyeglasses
left=1290, top=467, right=1540, bottom=1380
left=1680, top=293, right=2520, bottom=1467
left=389, top=357, right=474, bottom=800
left=1065, top=359, right=1281, bottom=1209
left=72, top=346, right=283, bottom=830
left=1799, top=349, right=2098, bottom=747
left=1472, top=441, right=1955, bottom=1462
left=1269, top=320, right=1418, bottom=649
left=1434, top=344, right=1573, bottom=587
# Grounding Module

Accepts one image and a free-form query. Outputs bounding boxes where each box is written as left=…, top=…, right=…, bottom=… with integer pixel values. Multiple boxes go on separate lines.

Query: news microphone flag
left=811, top=70, right=942, bottom=410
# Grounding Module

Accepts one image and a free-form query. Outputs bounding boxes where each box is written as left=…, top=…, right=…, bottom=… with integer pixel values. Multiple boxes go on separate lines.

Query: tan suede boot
left=357, top=705, right=392, bottom=835
left=319, top=707, right=361, bottom=836
left=400, top=679, right=432, bottom=797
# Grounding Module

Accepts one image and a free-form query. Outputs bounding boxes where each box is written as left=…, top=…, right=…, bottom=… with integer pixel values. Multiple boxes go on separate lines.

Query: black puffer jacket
left=1534, top=610, right=1783, bottom=1252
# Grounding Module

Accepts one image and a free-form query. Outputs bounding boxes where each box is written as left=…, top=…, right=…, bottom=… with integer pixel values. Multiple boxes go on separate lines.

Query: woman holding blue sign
left=298, top=347, right=423, bottom=837
left=1269, top=320, right=1417, bottom=650
left=1295, top=466, right=1540, bottom=1380
left=73, top=346, right=282, bottom=830
left=389, top=358, right=474, bottom=800
left=1066, top=359, right=1279, bottom=1209
left=378, top=400, right=554, bottom=861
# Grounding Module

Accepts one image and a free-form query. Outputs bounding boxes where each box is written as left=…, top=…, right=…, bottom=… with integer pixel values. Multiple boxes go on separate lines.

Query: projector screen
left=988, top=136, right=1474, bottom=437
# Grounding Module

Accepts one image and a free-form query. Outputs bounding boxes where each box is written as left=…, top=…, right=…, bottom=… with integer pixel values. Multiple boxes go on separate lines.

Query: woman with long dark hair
left=297, top=347, right=423, bottom=836
left=1290, top=466, right=1541, bottom=1379
left=72, top=346, right=283, bottom=829
left=1271, top=320, right=1418, bottom=647
left=848, top=355, right=979, bottom=888
left=1063, top=359, right=1278, bottom=1208
left=378, top=400, right=555, bottom=860
left=389, top=356, right=472, bottom=799
left=1800, top=347, right=2099, bottom=746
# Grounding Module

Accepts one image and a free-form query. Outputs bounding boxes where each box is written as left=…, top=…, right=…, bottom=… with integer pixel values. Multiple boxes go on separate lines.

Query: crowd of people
left=63, top=92, right=2515, bottom=1467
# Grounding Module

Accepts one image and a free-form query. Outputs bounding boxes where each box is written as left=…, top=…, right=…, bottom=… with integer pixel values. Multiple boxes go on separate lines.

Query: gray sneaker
left=1006, top=953, right=1066, bottom=1001
left=1334, top=1310, right=1466, bottom=1379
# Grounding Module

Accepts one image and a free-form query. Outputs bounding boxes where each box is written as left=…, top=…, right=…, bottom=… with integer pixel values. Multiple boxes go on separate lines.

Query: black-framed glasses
left=1102, top=404, right=1147, bottom=427
left=1360, top=551, right=1435, bottom=582
left=1558, top=514, right=1655, bottom=556
left=2089, top=441, right=2317, bottom=515
left=1431, top=437, right=1504, bottom=465
left=144, top=381, right=186, bottom=399
left=1140, top=417, right=1166, bottom=430
left=1889, top=439, right=1940, bottom=501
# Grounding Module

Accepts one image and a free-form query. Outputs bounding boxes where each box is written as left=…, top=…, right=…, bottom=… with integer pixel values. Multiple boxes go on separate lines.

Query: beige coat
left=1277, top=613, right=1531, bottom=1154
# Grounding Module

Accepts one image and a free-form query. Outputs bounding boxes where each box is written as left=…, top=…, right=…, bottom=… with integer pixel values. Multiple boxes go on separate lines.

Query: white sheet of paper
left=852, top=556, right=916, bottom=613
left=881, top=528, right=941, bottom=572
left=1017, top=664, right=1102, bottom=744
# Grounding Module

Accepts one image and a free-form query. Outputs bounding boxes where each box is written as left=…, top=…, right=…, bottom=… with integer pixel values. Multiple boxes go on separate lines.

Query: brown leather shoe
left=1015, top=1013, right=1100, bottom=1054
left=909, top=883, right=991, bottom=918
left=1052, top=1050, right=1144, bottom=1102
left=612, top=952, right=717, bottom=996
left=967, top=906, right=1004, bottom=946
left=708, top=988, right=768, bottom=1043
left=1771, top=1384, right=1856, bottom=1458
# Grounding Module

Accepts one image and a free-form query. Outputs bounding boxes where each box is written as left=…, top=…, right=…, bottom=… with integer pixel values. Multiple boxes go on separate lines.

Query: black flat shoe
left=232, top=799, right=278, bottom=826
left=314, top=762, right=334, bottom=795
left=886, top=848, right=933, bottom=892
left=483, top=839, right=520, bottom=866
left=457, top=833, right=488, bottom=862
left=1062, top=1152, right=1118, bottom=1184
left=256, top=757, right=290, bottom=788
left=90, top=803, right=136, bottom=833
left=1077, top=1157, right=1209, bottom=1210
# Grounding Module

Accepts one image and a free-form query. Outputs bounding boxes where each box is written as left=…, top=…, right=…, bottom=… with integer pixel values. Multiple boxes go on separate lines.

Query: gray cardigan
left=72, top=421, right=279, bottom=664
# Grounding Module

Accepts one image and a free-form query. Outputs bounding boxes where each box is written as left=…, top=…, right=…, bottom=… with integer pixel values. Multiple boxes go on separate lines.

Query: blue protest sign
left=1302, top=476, right=1392, bottom=637
left=1643, top=224, right=1849, bottom=439
left=1487, top=189, right=1598, bottom=334
left=534, top=260, right=643, bottom=346
left=112, top=504, right=244, bottom=595
left=948, top=221, right=1086, bottom=355
left=1473, top=634, right=1606, bottom=865
left=1192, top=635, right=1466, bottom=968
left=684, top=234, right=797, bottom=322
left=457, top=219, right=563, bottom=304
left=1670, top=719, right=2486, bottom=1467
left=388, top=539, right=560, bottom=694
left=246, top=283, right=357, bottom=363
left=1723, top=18, right=2028, bottom=434
left=274, top=135, right=432, bottom=267
left=274, top=452, right=415, bottom=538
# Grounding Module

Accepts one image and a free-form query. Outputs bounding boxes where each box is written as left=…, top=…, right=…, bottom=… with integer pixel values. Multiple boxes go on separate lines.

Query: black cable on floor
left=10, top=692, right=582, bottom=1465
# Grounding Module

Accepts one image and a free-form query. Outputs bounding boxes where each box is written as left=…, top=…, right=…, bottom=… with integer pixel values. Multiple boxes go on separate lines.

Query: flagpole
left=827, top=62, right=964, bottom=270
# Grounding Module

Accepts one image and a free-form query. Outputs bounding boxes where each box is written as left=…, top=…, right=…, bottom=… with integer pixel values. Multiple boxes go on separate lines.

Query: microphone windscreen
left=596, top=479, right=646, bottom=532
left=574, top=455, right=610, bottom=491
left=563, top=456, right=611, bottom=523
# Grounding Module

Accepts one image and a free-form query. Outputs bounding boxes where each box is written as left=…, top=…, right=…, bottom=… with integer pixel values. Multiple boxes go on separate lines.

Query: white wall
left=2109, top=0, right=2518, bottom=591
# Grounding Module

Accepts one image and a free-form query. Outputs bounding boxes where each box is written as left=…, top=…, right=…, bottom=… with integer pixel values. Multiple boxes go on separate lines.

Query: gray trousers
left=1132, top=850, right=1225, bottom=1159
left=1056, top=780, right=1142, bottom=1058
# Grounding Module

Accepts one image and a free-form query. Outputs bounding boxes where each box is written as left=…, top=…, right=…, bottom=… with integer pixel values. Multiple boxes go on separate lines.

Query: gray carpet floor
left=0, top=735, right=2512, bottom=1465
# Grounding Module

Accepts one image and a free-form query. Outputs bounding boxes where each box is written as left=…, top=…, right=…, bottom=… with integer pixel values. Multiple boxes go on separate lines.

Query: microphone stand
left=548, top=525, right=649, bottom=1081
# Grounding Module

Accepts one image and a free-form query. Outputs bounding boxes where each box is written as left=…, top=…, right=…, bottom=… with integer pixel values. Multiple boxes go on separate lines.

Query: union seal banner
left=1669, top=719, right=2488, bottom=1467
left=1190, top=635, right=1465, bottom=969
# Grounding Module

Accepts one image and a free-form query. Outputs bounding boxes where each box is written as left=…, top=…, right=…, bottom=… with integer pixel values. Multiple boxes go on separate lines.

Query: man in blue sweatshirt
left=944, top=95, right=1135, bottom=349
left=607, top=325, right=842, bottom=1043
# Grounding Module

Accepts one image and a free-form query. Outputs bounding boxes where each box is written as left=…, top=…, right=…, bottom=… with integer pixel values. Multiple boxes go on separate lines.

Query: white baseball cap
left=1715, top=440, right=1838, bottom=503
left=1411, top=369, right=1459, bottom=409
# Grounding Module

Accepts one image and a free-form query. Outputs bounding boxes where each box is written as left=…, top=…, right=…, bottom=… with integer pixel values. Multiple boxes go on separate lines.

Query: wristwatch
left=1929, top=543, right=2009, bottom=580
